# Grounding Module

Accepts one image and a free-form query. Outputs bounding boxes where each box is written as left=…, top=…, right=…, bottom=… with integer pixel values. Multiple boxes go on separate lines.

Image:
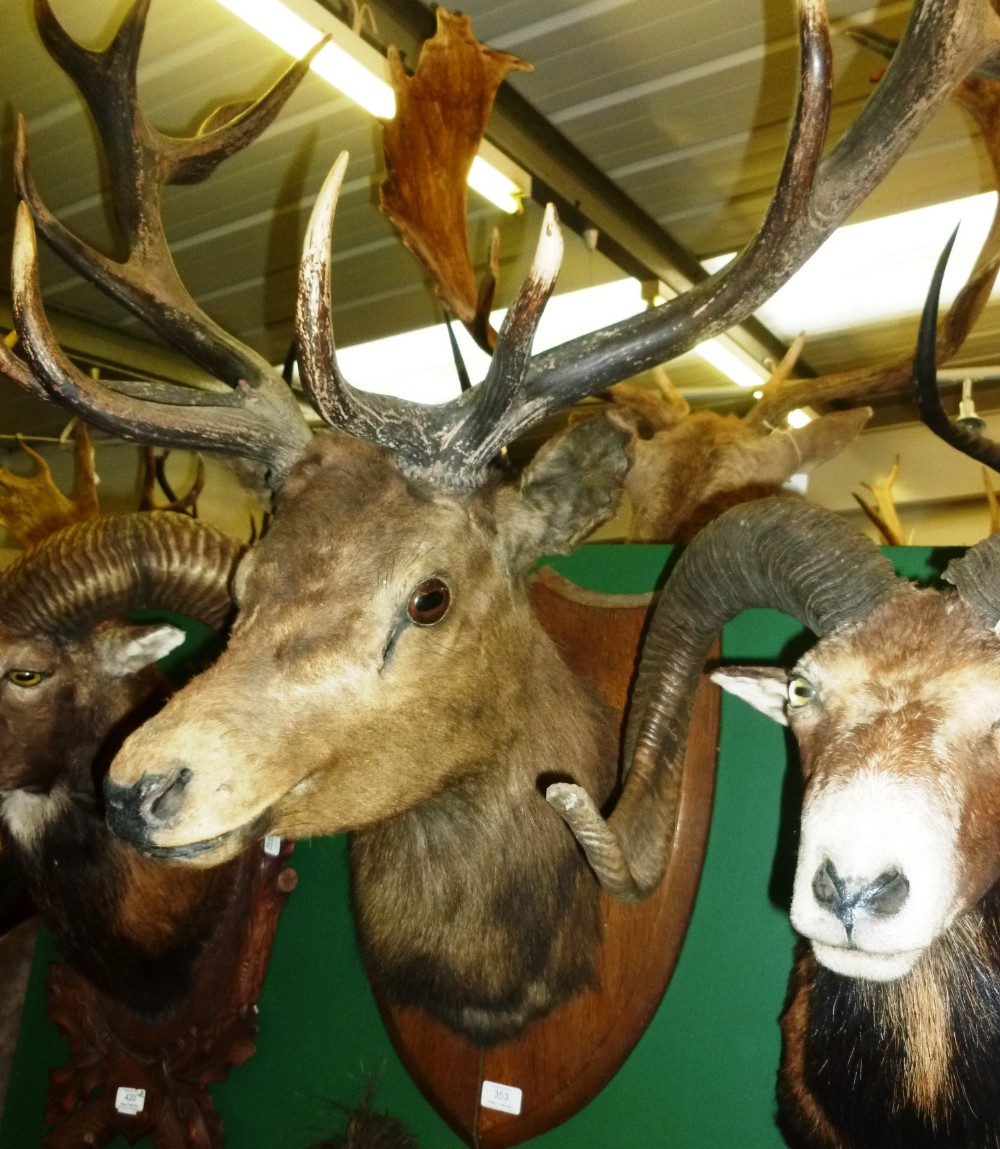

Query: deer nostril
left=142, top=766, right=193, bottom=826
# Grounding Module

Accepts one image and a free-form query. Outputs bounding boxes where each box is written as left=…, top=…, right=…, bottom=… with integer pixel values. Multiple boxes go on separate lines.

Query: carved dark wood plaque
left=42, top=842, right=296, bottom=1149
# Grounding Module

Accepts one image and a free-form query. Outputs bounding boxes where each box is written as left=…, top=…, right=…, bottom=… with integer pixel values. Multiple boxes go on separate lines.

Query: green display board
left=0, top=545, right=946, bottom=1148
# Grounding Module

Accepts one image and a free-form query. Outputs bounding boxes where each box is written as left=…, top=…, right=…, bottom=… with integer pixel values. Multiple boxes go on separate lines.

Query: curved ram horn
left=0, top=511, right=241, bottom=637
left=944, top=529, right=1000, bottom=629
left=547, top=497, right=902, bottom=900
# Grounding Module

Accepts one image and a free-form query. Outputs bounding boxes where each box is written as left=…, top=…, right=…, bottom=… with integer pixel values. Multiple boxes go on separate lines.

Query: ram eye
left=6, top=670, right=48, bottom=688
left=787, top=676, right=815, bottom=708
left=406, top=578, right=451, bottom=626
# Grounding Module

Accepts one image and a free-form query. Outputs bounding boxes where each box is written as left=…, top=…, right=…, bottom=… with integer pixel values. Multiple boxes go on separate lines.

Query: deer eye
left=6, top=670, right=48, bottom=688
left=406, top=578, right=451, bottom=626
left=787, top=676, right=815, bottom=708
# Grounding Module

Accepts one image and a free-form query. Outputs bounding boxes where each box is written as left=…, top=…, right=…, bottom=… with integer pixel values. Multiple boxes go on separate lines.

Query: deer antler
left=138, top=450, right=205, bottom=517
left=0, top=423, right=99, bottom=549
left=746, top=63, right=1000, bottom=428
left=295, top=0, right=1000, bottom=492
left=853, top=457, right=910, bottom=546
left=11, top=0, right=316, bottom=489
left=13, top=0, right=1000, bottom=499
left=379, top=9, right=530, bottom=353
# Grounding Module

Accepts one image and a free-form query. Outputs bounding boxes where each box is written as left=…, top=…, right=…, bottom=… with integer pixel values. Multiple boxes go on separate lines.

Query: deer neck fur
left=351, top=622, right=619, bottom=1045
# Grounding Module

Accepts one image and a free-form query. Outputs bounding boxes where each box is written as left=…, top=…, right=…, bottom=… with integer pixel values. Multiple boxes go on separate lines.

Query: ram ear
left=93, top=623, right=187, bottom=676
left=710, top=665, right=790, bottom=726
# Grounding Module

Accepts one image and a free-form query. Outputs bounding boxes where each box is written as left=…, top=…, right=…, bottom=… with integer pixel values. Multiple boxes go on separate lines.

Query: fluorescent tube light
left=332, top=277, right=771, bottom=403
left=469, top=154, right=523, bottom=216
left=213, top=0, right=530, bottom=212
left=703, top=192, right=1000, bottom=336
left=692, top=337, right=769, bottom=389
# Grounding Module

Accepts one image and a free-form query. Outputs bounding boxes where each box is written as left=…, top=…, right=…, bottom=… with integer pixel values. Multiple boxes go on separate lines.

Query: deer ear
left=710, top=665, right=790, bottom=726
left=499, top=415, right=631, bottom=568
left=789, top=407, right=871, bottom=469
left=94, top=624, right=187, bottom=677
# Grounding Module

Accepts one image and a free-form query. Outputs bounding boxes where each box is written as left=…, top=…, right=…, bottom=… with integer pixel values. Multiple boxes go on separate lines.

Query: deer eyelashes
left=406, top=578, right=451, bottom=627
left=380, top=576, right=453, bottom=669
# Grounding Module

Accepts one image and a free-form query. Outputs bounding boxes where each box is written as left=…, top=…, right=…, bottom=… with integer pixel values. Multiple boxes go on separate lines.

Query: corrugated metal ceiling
left=0, top=0, right=995, bottom=444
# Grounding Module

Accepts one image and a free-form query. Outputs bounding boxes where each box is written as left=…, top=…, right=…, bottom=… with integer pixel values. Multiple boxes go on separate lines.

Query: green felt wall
left=0, top=544, right=947, bottom=1148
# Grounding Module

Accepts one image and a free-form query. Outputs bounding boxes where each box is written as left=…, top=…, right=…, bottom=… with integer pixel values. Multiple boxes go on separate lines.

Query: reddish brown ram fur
left=718, top=572, right=1000, bottom=1148
left=550, top=489, right=1000, bottom=1147
left=11, top=0, right=1000, bottom=1045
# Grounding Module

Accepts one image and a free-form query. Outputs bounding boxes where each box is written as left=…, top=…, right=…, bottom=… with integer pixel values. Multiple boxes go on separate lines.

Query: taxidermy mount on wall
left=9, top=0, right=1000, bottom=1053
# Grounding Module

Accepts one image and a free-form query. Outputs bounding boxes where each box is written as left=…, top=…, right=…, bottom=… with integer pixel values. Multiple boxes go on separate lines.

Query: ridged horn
left=0, top=511, right=240, bottom=636
left=944, top=531, right=1000, bottom=629
left=547, top=497, right=903, bottom=901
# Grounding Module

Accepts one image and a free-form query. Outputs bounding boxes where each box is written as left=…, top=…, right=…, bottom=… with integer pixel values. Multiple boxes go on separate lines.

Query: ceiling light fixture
left=703, top=191, right=1000, bottom=336
left=213, top=0, right=531, bottom=213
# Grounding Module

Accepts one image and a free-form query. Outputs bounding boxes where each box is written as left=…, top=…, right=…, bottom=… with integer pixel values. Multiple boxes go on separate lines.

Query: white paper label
left=263, top=835, right=282, bottom=856
left=115, top=1086, right=146, bottom=1116
left=481, top=1080, right=522, bottom=1116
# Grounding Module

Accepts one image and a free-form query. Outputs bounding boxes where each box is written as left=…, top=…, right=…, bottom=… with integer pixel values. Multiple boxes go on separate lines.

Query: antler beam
left=518, top=0, right=1000, bottom=418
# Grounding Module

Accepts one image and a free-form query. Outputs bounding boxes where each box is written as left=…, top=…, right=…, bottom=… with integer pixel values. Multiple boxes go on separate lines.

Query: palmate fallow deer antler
left=379, top=7, right=530, bottom=354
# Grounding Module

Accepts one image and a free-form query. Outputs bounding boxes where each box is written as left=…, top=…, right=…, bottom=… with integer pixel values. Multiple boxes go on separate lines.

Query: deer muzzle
left=105, top=766, right=193, bottom=847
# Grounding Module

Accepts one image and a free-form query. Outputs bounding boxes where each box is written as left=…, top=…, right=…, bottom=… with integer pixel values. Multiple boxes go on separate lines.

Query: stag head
left=12, top=0, right=1000, bottom=892
left=103, top=421, right=627, bottom=861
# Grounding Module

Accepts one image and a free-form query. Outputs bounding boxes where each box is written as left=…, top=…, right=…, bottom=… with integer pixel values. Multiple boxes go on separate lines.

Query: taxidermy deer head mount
left=10, top=0, right=1000, bottom=1043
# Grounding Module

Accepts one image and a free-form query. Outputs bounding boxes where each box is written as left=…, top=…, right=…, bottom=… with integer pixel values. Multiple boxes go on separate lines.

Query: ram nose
left=104, top=766, right=193, bottom=847
left=811, top=859, right=910, bottom=942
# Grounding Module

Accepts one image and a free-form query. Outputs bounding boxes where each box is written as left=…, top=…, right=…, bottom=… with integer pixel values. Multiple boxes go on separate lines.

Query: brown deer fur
left=609, top=378, right=870, bottom=543
left=107, top=425, right=625, bottom=1043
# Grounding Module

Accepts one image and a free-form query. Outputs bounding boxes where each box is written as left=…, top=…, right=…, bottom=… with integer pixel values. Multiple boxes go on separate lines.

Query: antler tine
left=33, top=0, right=325, bottom=225
left=14, top=0, right=320, bottom=488
left=299, top=173, right=562, bottom=488
left=23, top=1, right=321, bottom=389
left=442, top=203, right=564, bottom=476
left=746, top=66, right=1000, bottom=428
left=297, top=152, right=426, bottom=448
left=0, top=327, right=47, bottom=400
left=514, top=0, right=1000, bottom=419
left=12, top=203, right=310, bottom=480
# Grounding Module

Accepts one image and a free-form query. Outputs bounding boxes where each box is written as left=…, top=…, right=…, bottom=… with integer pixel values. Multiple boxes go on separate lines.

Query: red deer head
left=10, top=0, right=1000, bottom=1043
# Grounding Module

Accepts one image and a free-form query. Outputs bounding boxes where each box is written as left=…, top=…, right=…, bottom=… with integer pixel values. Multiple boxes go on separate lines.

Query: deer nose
left=811, top=858, right=910, bottom=942
left=105, top=766, right=193, bottom=845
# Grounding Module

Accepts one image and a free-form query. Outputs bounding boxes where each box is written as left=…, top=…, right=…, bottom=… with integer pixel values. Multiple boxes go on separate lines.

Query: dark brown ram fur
left=0, top=513, right=240, bottom=1017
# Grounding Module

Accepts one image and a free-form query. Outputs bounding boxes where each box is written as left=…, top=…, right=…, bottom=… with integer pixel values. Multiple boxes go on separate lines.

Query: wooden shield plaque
left=378, top=565, right=721, bottom=1146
